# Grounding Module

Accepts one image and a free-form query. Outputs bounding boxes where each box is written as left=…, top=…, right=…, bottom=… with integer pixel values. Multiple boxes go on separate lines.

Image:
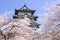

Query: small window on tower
left=18, top=12, right=25, bottom=15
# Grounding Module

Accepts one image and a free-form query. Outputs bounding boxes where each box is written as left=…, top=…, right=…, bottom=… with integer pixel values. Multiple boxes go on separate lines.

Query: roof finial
left=24, top=3, right=26, bottom=7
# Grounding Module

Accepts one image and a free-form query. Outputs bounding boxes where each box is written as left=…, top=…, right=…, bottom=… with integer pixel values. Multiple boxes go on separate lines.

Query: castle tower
left=13, top=4, right=40, bottom=28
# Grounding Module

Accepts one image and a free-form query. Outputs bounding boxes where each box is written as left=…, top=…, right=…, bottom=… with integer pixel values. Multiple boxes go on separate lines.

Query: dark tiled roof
left=29, top=21, right=40, bottom=28
left=20, top=4, right=32, bottom=11
left=16, top=4, right=35, bottom=15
